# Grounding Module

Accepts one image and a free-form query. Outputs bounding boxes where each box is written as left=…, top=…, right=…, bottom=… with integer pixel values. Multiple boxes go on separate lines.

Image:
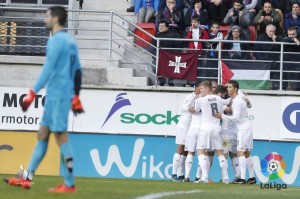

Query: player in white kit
left=171, top=84, right=200, bottom=181
left=183, top=82, right=202, bottom=182
left=215, top=80, right=256, bottom=184
left=189, top=81, right=230, bottom=184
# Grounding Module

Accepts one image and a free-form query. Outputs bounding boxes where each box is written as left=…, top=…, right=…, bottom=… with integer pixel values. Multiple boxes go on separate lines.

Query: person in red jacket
left=185, top=17, right=209, bottom=86
left=185, top=17, right=209, bottom=53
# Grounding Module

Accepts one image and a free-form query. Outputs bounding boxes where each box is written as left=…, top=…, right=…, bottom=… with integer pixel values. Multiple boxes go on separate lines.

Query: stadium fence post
left=217, top=41, right=221, bottom=85
left=108, top=11, right=113, bottom=59
left=279, top=43, right=283, bottom=91
left=155, top=38, right=160, bottom=87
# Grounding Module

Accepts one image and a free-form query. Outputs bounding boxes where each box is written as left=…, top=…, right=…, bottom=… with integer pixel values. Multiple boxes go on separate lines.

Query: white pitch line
left=135, top=190, right=203, bottom=199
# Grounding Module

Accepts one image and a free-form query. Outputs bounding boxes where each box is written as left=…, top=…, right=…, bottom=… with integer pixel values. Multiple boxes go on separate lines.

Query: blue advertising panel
left=66, top=133, right=300, bottom=186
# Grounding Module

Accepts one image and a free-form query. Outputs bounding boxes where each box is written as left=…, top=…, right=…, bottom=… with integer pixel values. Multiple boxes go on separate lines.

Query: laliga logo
left=260, top=152, right=286, bottom=180
left=282, top=103, right=300, bottom=133
left=253, top=146, right=300, bottom=185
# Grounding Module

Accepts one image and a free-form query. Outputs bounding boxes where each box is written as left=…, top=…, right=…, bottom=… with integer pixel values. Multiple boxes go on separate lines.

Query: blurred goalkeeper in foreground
left=4, top=6, right=84, bottom=193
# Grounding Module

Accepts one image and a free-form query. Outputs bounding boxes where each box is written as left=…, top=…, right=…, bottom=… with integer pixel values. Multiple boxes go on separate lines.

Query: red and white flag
left=157, top=50, right=198, bottom=80
left=221, top=61, right=234, bottom=84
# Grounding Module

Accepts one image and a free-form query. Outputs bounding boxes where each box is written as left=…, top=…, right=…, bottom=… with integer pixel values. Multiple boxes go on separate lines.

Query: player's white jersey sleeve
left=177, top=92, right=196, bottom=128
left=222, top=96, right=251, bottom=130
left=238, top=90, right=252, bottom=108
left=181, top=92, right=197, bottom=113
left=222, top=98, right=231, bottom=106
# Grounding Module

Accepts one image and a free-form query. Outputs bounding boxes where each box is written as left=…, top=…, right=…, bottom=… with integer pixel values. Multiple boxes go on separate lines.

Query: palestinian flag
left=222, top=61, right=271, bottom=90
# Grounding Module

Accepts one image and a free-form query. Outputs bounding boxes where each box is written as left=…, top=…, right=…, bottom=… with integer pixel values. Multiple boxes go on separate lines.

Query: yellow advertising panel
left=0, top=131, right=59, bottom=176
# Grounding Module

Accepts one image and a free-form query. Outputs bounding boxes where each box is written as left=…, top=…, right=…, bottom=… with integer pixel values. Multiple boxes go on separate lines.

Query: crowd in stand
left=127, top=0, right=300, bottom=90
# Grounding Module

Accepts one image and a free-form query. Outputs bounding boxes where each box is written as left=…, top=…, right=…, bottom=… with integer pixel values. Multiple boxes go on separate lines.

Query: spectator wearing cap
left=184, top=0, right=209, bottom=29
left=157, top=0, right=183, bottom=34
left=254, top=1, right=283, bottom=35
left=284, top=2, right=300, bottom=33
left=135, top=0, right=160, bottom=23
left=224, top=0, right=251, bottom=39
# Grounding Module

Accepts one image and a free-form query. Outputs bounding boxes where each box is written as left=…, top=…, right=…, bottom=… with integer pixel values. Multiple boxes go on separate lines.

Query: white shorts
left=175, top=126, right=190, bottom=145
left=185, top=127, right=200, bottom=152
left=237, top=128, right=253, bottom=152
left=197, top=129, right=223, bottom=150
left=221, top=134, right=237, bottom=154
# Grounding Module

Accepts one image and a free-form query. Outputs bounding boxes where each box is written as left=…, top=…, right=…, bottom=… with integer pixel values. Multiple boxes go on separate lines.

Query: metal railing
left=0, top=6, right=300, bottom=90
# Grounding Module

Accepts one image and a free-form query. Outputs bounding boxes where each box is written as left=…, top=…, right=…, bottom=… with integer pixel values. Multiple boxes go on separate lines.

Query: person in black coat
left=223, top=25, right=250, bottom=59
left=184, top=0, right=209, bottom=29
left=254, top=24, right=283, bottom=89
left=156, top=0, right=183, bottom=34
left=150, top=20, right=180, bottom=86
left=281, top=26, right=300, bottom=90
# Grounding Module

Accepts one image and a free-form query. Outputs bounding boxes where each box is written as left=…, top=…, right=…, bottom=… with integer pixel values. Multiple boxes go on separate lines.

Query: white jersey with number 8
left=194, top=94, right=224, bottom=131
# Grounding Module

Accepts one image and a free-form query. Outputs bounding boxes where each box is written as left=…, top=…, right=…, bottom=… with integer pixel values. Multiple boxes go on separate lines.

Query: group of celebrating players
left=171, top=80, right=256, bottom=184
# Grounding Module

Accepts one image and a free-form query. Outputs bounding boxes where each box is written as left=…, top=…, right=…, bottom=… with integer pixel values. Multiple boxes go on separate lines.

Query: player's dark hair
left=48, top=6, right=67, bottom=26
left=228, top=80, right=239, bottom=90
left=233, top=0, right=243, bottom=5
left=200, top=80, right=212, bottom=90
left=215, top=85, right=227, bottom=95
left=159, top=20, right=169, bottom=28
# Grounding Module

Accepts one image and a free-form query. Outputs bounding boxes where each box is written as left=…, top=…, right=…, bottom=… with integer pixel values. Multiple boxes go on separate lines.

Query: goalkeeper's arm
left=72, top=69, right=84, bottom=115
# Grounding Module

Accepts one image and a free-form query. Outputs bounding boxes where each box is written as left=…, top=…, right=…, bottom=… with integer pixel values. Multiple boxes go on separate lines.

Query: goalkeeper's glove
left=72, top=95, right=84, bottom=116
left=21, top=89, right=35, bottom=112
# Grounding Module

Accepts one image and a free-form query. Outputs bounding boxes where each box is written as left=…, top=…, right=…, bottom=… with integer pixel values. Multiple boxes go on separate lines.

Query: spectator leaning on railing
left=223, top=0, right=251, bottom=39
left=184, top=0, right=209, bottom=29
left=223, top=25, right=250, bottom=59
left=254, top=1, right=282, bottom=35
left=135, top=0, right=160, bottom=23
left=157, top=0, right=183, bottom=34
left=281, top=26, right=300, bottom=90
left=150, top=20, right=180, bottom=86
left=284, top=2, right=300, bottom=33
left=254, top=24, right=283, bottom=90
left=205, top=0, right=232, bottom=24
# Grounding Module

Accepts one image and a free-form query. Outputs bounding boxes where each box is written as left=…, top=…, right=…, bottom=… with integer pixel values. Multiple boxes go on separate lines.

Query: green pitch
left=1, top=175, right=299, bottom=199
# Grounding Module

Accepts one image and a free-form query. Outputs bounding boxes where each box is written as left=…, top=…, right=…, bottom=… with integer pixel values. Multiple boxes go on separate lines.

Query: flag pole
left=155, top=38, right=160, bottom=88
left=217, top=41, right=222, bottom=85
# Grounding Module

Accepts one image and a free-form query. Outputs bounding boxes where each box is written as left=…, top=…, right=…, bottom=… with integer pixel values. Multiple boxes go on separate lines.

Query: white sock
left=178, top=155, right=187, bottom=177
left=239, top=156, right=247, bottom=180
left=246, top=156, right=255, bottom=178
left=185, top=155, right=193, bottom=179
left=172, top=153, right=181, bottom=175
left=196, top=163, right=202, bottom=179
left=218, top=155, right=229, bottom=180
left=198, top=154, right=209, bottom=181
left=232, top=156, right=241, bottom=178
